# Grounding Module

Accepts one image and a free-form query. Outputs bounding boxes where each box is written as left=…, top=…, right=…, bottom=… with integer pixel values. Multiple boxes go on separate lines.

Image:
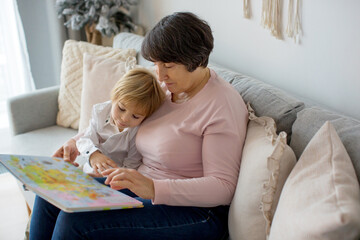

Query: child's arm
left=122, top=127, right=143, bottom=169
left=77, top=103, right=120, bottom=175
left=76, top=106, right=103, bottom=169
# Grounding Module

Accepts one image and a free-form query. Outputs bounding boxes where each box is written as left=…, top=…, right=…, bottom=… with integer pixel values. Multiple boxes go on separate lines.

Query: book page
left=0, top=154, right=143, bottom=212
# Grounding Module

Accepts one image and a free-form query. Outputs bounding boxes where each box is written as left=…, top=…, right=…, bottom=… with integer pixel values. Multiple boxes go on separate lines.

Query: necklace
left=173, top=68, right=210, bottom=103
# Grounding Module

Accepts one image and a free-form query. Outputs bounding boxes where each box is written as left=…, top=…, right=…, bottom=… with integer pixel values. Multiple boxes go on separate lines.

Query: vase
left=85, top=23, right=102, bottom=45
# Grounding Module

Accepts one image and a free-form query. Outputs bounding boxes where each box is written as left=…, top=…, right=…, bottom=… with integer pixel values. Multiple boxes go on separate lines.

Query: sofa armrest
left=7, top=86, right=60, bottom=135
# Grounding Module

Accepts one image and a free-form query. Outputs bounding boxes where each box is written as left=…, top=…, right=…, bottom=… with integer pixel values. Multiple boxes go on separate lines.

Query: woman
left=30, top=12, right=248, bottom=240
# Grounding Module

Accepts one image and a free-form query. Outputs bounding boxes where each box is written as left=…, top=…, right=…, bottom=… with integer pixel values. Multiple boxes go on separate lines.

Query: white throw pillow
left=56, top=40, right=136, bottom=129
left=269, top=121, right=360, bottom=240
left=79, top=54, right=130, bottom=132
left=228, top=104, right=296, bottom=240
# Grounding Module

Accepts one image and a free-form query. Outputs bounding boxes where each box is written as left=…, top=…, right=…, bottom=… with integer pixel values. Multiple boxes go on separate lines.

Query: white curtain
left=0, top=0, right=34, bottom=127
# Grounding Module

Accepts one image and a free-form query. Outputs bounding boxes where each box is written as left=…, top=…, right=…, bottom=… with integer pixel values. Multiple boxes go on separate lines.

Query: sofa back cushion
left=209, top=64, right=304, bottom=140
left=290, top=107, right=360, bottom=182
left=113, top=32, right=153, bottom=67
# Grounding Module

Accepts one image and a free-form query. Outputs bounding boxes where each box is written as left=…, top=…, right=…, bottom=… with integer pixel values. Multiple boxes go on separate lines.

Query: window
left=0, top=0, right=34, bottom=128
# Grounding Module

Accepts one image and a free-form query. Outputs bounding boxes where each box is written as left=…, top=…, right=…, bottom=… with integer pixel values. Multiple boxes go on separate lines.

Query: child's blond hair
left=110, top=68, right=165, bottom=117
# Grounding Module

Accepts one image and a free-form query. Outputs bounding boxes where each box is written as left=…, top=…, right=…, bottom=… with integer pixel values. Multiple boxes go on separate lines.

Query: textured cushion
left=290, top=107, right=360, bottom=182
left=269, top=121, right=360, bottom=240
left=228, top=104, right=296, bottom=240
left=209, top=64, right=304, bottom=140
left=79, top=54, right=129, bottom=132
left=56, top=40, right=136, bottom=129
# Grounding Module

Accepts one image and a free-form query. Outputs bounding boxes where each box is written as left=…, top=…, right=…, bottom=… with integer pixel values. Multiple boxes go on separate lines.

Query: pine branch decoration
left=55, top=0, right=138, bottom=37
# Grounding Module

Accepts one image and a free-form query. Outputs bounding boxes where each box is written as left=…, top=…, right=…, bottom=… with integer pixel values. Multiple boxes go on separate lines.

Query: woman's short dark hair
left=141, top=12, right=214, bottom=72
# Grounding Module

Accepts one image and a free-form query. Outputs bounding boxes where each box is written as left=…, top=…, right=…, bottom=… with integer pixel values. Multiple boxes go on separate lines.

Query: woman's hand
left=102, top=168, right=155, bottom=200
left=53, top=138, right=79, bottom=167
left=89, top=151, right=118, bottom=175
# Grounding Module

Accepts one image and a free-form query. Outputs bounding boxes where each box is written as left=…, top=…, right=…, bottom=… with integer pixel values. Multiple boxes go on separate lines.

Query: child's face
left=111, top=101, right=146, bottom=131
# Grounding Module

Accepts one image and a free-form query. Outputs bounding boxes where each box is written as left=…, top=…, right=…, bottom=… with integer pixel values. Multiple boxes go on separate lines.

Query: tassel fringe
left=244, top=0, right=251, bottom=18
left=243, top=0, right=302, bottom=43
left=286, top=0, right=302, bottom=43
left=261, top=0, right=281, bottom=39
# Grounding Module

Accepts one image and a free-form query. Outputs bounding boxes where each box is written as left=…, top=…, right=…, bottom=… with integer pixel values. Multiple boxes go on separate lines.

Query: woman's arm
left=102, top=109, right=247, bottom=206
left=102, top=168, right=155, bottom=200
left=143, top=84, right=249, bottom=207
left=152, top=113, right=248, bottom=207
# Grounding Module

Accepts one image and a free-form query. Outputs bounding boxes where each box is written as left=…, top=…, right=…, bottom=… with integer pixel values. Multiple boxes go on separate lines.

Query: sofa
left=7, top=32, right=360, bottom=239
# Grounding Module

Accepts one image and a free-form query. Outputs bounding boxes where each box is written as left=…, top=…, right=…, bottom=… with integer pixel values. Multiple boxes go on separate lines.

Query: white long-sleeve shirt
left=76, top=101, right=142, bottom=173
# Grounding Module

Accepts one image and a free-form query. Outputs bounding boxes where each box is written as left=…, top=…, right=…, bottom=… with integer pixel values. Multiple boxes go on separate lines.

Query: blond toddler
left=76, top=68, right=164, bottom=176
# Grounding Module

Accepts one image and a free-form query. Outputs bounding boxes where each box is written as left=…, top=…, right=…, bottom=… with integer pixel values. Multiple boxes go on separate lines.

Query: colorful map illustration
left=0, top=154, right=143, bottom=212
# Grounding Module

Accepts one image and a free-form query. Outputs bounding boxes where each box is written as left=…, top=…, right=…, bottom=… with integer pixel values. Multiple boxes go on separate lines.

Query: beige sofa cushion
left=56, top=40, right=136, bottom=129
left=269, top=121, right=360, bottom=240
left=228, top=104, right=296, bottom=240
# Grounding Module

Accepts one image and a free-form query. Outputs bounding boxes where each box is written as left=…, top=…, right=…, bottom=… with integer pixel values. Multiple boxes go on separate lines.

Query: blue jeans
left=29, top=178, right=229, bottom=240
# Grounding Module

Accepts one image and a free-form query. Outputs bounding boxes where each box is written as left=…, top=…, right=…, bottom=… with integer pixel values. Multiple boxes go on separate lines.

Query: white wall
left=135, top=0, right=360, bottom=120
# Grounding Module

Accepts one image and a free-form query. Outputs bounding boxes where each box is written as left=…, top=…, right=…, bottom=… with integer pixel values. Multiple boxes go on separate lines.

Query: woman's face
left=111, top=101, right=146, bottom=131
left=154, top=62, right=197, bottom=95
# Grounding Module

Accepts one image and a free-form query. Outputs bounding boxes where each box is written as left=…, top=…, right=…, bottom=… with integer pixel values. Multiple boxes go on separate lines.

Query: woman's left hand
left=102, top=168, right=155, bottom=200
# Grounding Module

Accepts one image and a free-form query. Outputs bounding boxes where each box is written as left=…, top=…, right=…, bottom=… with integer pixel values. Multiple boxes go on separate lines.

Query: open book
left=0, top=154, right=143, bottom=212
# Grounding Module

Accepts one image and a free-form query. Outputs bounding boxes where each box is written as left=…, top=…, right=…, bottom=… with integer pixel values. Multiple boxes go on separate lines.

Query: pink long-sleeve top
left=136, top=69, right=248, bottom=207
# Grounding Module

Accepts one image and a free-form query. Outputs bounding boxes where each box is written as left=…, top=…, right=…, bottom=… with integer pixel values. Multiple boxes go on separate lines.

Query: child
left=77, top=68, right=165, bottom=176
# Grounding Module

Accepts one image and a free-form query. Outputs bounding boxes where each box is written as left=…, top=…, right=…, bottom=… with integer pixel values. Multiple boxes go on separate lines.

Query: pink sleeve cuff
left=152, top=179, right=170, bottom=205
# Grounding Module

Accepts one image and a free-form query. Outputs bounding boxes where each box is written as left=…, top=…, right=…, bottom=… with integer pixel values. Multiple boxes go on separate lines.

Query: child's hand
left=53, top=138, right=79, bottom=167
left=89, top=151, right=118, bottom=175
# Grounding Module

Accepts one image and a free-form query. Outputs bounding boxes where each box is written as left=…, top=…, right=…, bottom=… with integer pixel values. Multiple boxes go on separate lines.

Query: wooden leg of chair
left=26, top=202, right=31, bottom=216
left=24, top=212, right=31, bottom=240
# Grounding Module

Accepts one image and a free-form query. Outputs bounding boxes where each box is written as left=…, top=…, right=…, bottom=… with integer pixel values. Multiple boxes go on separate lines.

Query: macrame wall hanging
left=243, top=0, right=302, bottom=43
left=286, top=0, right=301, bottom=43
left=261, top=0, right=281, bottom=39
left=243, top=0, right=251, bottom=19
